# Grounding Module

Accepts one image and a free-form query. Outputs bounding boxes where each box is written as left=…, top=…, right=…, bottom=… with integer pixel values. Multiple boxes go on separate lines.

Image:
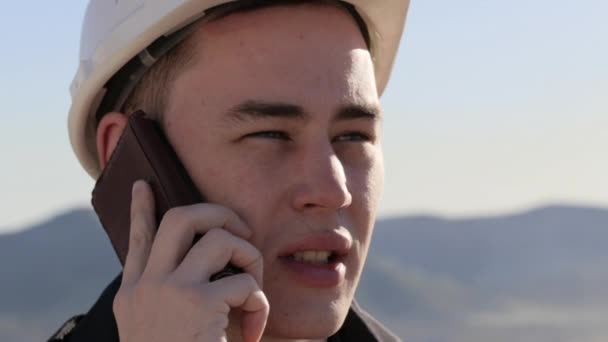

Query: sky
left=0, top=0, right=607, bottom=233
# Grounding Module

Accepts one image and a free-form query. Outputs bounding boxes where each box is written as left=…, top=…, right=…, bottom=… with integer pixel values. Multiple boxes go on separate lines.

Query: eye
left=247, top=131, right=290, bottom=140
left=333, top=131, right=371, bottom=143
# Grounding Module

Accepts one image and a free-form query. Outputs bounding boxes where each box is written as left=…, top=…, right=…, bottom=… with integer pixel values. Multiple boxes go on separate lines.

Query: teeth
left=317, top=251, right=331, bottom=261
left=292, top=250, right=332, bottom=264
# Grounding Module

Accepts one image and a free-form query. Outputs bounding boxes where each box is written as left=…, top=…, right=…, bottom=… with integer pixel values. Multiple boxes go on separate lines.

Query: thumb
left=240, top=290, right=269, bottom=342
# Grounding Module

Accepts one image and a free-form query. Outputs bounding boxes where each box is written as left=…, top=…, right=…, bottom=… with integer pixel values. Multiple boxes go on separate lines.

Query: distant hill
left=2, top=205, right=608, bottom=342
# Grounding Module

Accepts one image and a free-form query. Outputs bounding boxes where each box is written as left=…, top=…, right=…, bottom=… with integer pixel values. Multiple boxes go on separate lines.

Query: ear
left=96, top=112, right=129, bottom=170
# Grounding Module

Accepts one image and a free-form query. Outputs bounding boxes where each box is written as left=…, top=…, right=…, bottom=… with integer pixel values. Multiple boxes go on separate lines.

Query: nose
left=290, top=145, right=353, bottom=212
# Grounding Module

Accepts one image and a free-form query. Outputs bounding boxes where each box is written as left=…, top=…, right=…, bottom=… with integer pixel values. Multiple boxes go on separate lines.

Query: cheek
left=186, top=144, right=289, bottom=234
left=343, top=145, right=384, bottom=241
left=368, top=146, right=385, bottom=207
left=344, top=144, right=384, bottom=206
left=196, top=151, right=283, bottom=205
left=216, top=146, right=292, bottom=193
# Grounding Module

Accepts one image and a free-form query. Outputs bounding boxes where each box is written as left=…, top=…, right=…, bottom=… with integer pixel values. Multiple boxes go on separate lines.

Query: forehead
left=168, top=4, right=378, bottom=112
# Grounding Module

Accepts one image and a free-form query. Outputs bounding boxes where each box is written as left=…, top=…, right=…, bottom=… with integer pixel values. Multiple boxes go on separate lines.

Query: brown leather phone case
left=92, top=111, right=204, bottom=265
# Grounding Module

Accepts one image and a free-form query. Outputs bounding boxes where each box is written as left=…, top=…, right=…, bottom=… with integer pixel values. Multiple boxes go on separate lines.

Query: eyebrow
left=335, top=103, right=383, bottom=122
left=224, top=100, right=382, bottom=124
left=226, top=100, right=308, bottom=123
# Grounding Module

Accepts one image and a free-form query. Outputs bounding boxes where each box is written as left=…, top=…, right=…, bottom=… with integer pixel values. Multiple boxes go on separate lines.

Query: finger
left=208, top=274, right=269, bottom=342
left=171, top=228, right=263, bottom=286
left=122, top=180, right=157, bottom=287
left=144, top=204, right=251, bottom=278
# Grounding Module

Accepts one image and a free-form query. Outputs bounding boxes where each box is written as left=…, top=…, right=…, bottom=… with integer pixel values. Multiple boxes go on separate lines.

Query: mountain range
left=1, top=205, right=607, bottom=342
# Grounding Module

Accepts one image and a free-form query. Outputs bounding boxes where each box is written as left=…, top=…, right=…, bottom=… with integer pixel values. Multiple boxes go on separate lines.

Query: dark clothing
left=49, top=274, right=400, bottom=341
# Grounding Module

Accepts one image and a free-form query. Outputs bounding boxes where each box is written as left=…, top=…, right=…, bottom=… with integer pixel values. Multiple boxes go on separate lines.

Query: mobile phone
left=91, top=111, right=240, bottom=281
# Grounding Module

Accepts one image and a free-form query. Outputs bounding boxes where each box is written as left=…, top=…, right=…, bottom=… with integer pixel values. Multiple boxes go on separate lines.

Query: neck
left=261, top=338, right=325, bottom=342
left=225, top=317, right=328, bottom=342
left=227, top=330, right=327, bottom=342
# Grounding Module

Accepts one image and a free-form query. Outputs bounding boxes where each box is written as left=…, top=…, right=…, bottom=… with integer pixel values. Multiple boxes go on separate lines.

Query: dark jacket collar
left=49, top=274, right=399, bottom=342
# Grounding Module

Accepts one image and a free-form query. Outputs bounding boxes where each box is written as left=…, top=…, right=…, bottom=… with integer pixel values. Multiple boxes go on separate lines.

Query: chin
left=264, top=311, right=344, bottom=339
left=262, top=288, right=353, bottom=339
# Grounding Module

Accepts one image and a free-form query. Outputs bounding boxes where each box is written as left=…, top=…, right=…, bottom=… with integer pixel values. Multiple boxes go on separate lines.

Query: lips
left=277, top=231, right=352, bottom=288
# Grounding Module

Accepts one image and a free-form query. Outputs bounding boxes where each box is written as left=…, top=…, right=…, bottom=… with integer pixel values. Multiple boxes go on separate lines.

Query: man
left=50, top=0, right=409, bottom=341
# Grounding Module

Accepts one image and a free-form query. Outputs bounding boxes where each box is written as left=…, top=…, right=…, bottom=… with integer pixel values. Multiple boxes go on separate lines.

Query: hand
left=113, top=180, right=269, bottom=342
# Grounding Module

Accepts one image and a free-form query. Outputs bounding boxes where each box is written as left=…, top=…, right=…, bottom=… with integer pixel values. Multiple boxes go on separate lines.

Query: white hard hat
left=69, top=0, right=410, bottom=179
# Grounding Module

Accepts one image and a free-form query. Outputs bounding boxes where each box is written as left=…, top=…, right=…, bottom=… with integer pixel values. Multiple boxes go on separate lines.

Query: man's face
left=163, top=4, right=383, bottom=339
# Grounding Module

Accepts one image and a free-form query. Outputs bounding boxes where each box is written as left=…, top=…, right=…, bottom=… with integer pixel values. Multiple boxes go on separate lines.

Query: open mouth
left=283, top=250, right=341, bottom=264
left=277, top=239, right=350, bottom=287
